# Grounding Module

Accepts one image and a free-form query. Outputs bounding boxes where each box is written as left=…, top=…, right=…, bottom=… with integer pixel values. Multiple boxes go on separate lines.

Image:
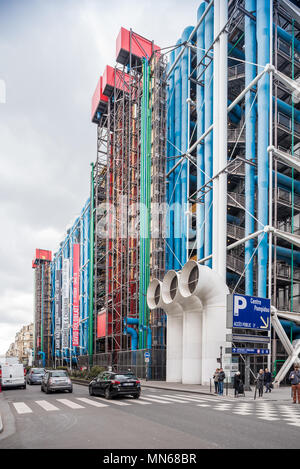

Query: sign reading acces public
left=227, top=294, right=271, bottom=331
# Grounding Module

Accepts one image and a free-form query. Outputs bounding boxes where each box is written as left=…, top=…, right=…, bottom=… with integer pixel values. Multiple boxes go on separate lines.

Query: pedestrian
left=233, top=371, right=243, bottom=397
left=213, top=368, right=220, bottom=394
left=255, top=369, right=264, bottom=398
left=218, top=368, right=226, bottom=396
left=289, top=363, right=300, bottom=404
left=264, top=368, right=272, bottom=393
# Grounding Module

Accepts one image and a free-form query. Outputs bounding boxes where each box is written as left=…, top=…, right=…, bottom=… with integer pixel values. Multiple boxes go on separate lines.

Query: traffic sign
left=232, top=348, right=270, bottom=355
left=144, top=352, right=150, bottom=359
left=227, top=294, right=271, bottom=331
left=227, top=333, right=271, bottom=344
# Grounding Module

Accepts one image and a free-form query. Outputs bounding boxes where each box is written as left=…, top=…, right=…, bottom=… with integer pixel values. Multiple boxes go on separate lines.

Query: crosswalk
left=10, top=393, right=300, bottom=428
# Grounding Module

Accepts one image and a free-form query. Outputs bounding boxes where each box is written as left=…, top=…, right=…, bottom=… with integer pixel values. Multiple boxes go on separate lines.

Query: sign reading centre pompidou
left=72, top=244, right=80, bottom=347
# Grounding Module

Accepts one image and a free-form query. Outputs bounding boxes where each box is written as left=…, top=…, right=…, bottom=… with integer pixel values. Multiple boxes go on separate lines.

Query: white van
left=0, top=362, right=26, bottom=389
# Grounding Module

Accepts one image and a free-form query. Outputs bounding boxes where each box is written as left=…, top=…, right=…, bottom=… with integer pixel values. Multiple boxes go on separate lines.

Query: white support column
left=212, top=0, right=220, bottom=272
left=218, top=0, right=228, bottom=282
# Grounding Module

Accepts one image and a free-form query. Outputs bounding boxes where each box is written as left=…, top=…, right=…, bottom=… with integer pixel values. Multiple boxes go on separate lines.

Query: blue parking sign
left=227, top=294, right=271, bottom=331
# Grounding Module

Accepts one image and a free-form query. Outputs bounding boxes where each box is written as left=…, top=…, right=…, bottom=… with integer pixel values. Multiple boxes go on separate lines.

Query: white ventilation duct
left=179, top=261, right=229, bottom=385
left=147, top=276, right=183, bottom=382
left=148, top=263, right=229, bottom=385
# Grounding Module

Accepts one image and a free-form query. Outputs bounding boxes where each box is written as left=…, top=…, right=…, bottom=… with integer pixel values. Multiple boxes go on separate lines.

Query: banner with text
left=72, top=244, right=80, bottom=347
left=62, top=259, right=70, bottom=349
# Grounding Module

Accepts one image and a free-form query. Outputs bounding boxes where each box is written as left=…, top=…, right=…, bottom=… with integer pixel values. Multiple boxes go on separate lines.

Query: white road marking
left=140, top=396, right=173, bottom=404
left=93, top=397, right=131, bottom=406
left=163, top=394, right=208, bottom=403
left=76, top=398, right=108, bottom=408
left=13, top=402, right=32, bottom=414
left=35, top=400, right=59, bottom=412
left=56, top=399, right=85, bottom=409
left=197, top=404, right=211, bottom=407
left=148, top=394, right=190, bottom=403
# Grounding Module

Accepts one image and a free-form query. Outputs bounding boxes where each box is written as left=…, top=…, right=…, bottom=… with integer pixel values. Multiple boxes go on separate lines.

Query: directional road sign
left=227, top=294, right=271, bottom=331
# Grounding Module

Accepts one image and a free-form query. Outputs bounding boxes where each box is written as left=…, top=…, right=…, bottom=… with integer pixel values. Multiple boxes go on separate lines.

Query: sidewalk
left=140, top=380, right=294, bottom=402
left=0, top=393, right=4, bottom=433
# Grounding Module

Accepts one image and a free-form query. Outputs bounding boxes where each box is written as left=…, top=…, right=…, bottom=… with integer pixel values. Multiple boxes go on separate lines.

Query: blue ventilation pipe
left=245, top=0, right=257, bottom=296
left=196, top=4, right=206, bottom=261
left=166, top=54, right=175, bottom=271
left=181, top=26, right=194, bottom=266
left=256, top=0, right=270, bottom=298
left=204, top=5, right=214, bottom=268
left=254, top=172, right=300, bottom=194
left=124, top=318, right=139, bottom=351
left=174, top=39, right=182, bottom=270
left=276, top=25, right=300, bottom=55
left=280, top=320, right=300, bottom=340
left=139, top=325, right=152, bottom=352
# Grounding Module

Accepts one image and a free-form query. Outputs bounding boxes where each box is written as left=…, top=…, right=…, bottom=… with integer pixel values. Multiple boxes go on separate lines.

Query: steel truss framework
left=164, top=0, right=300, bottom=383
left=93, top=40, right=167, bottom=365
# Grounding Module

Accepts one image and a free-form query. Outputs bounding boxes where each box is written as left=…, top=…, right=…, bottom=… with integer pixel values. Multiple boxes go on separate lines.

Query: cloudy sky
left=0, top=0, right=200, bottom=354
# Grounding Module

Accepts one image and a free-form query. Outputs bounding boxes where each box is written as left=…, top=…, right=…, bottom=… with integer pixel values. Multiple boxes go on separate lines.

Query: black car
left=89, top=372, right=141, bottom=399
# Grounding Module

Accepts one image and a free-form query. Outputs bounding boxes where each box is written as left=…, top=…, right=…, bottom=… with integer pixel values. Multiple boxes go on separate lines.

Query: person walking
left=264, top=368, right=272, bottom=393
left=289, top=363, right=300, bottom=404
left=255, top=369, right=264, bottom=398
left=213, top=368, right=220, bottom=394
left=218, top=368, right=226, bottom=396
left=233, top=371, right=243, bottom=398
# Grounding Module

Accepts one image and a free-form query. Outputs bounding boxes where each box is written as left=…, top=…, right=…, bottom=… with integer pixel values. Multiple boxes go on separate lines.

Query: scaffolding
left=33, top=253, right=52, bottom=366
left=92, top=31, right=167, bottom=370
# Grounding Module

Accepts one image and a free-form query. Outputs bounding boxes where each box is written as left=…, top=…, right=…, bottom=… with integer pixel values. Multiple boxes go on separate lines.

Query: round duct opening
left=188, top=265, right=199, bottom=293
left=170, top=275, right=178, bottom=300
left=154, top=284, right=161, bottom=306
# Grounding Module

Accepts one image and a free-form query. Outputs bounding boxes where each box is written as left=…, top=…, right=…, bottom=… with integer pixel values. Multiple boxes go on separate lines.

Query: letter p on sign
left=234, top=295, right=247, bottom=317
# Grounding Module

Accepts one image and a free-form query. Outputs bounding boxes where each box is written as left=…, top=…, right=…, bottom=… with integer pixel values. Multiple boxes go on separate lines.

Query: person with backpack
left=289, top=363, right=300, bottom=404
left=264, top=368, right=273, bottom=393
left=233, top=371, right=243, bottom=397
left=218, top=368, right=226, bottom=396
left=255, top=369, right=264, bottom=398
left=213, top=368, right=220, bottom=394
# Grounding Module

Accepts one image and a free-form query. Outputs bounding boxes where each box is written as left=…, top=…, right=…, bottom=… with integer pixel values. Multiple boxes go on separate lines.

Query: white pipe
left=218, top=0, right=228, bottom=281
left=178, top=261, right=229, bottom=385
left=161, top=271, right=186, bottom=383
left=268, top=0, right=273, bottom=370
left=147, top=277, right=183, bottom=383
left=212, top=0, right=220, bottom=272
left=268, top=145, right=300, bottom=172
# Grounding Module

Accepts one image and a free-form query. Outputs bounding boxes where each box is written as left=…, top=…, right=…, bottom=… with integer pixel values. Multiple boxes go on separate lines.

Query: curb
left=0, top=394, right=3, bottom=433
left=140, top=383, right=216, bottom=397
left=71, top=379, right=89, bottom=387
left=71, top=379, right=290, bottom=402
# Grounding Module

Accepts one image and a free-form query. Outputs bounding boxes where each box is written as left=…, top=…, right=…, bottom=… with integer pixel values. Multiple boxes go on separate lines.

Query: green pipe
left=139, top=59, right=152, bottom=349
left=273, top=359, right=285, bottom=378
left=88, top=163, right=95, bottom=364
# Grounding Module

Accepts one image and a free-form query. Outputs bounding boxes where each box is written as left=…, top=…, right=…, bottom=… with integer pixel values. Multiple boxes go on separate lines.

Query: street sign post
left=227, top=294, right=271, bottom=391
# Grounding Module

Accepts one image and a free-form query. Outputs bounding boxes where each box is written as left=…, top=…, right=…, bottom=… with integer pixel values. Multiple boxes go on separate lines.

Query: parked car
left=41, top=370, right=72, bottom=394
left=27, top=368, right=45, bottom=385
left=0, top=362, right=26, bottom=390
left=89, top=372, right=141, bottom=399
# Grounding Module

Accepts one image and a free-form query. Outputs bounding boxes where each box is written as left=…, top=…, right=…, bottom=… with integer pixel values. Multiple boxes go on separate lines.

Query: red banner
left=72, top=244, right=80, bottom=347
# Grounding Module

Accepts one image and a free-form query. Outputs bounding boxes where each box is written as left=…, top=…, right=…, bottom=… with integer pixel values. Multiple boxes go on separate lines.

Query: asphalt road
left=0, top=383, right=299, bottom=449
